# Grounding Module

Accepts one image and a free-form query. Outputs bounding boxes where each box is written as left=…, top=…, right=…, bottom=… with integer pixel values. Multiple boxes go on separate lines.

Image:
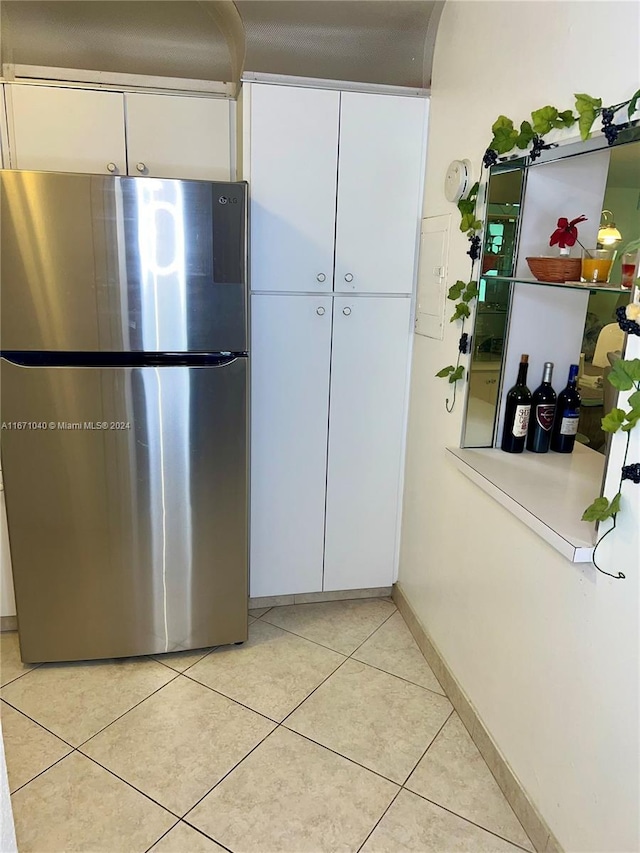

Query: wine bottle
left=501, top=354, right=532, bottom=453
left=527, top=362, right=557, bottom=453
left=550, top=365, right=581, bottom=453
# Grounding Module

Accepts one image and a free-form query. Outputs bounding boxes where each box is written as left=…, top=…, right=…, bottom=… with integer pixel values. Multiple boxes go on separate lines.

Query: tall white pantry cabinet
left=245, top=83, right=428, bottom=597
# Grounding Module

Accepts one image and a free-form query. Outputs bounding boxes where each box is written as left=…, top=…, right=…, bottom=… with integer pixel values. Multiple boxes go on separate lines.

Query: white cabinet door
left=324, top=296, right=412, bottom=591
left=125, top=93, right=231, bottom=180
left=250, top=85, right=340, bottom=293
left=334, top=93, right=427, bottom=295
left=250, top=294, right=332, bottom=597
left=9, top=85, right=126, bottom=174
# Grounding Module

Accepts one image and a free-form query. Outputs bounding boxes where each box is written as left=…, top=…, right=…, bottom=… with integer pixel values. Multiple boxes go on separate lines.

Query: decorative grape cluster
left=616, top=305, right=640, bottom=336
left=467, top=235, right=481, bottom=261
left=601, top=107, right=629, bottom=145
left=483, top=148, right=498, bottom=168
left=458, top=332, right=469, bottom=354
left=621, top=463, right=640, bottom=485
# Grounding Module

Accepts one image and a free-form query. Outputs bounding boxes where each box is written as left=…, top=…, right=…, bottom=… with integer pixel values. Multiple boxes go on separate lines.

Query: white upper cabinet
left=249, top=85, right=340, bottom=293
left=323, top=296, right=412, bottom=591
left=334, top=93, right=427, bottom=294
left=125, top=93, right=231, bottom=181
left=250, top=293, right=332, bottom=597
left=8, top=85, right=126, bottom=174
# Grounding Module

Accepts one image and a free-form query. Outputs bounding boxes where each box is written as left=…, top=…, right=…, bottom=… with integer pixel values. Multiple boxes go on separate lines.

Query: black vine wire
left=590, top=427, right=632, bottom=580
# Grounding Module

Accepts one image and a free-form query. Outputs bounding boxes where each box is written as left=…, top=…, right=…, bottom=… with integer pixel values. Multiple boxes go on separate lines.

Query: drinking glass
left=621, top=252, right=638, bottom=289
left=581, top=248, right=617, bottom=284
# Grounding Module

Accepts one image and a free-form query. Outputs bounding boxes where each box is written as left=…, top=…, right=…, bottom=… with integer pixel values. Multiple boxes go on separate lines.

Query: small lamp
left=597, top=210, right=622, bottom=246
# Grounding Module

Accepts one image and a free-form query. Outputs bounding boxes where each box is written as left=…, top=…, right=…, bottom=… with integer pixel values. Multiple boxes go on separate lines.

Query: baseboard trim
left=249, top=587, right=392, bottom=609
left=393, top=582, right=563, bottom=853
left=0, top=616, right=17, bottom=632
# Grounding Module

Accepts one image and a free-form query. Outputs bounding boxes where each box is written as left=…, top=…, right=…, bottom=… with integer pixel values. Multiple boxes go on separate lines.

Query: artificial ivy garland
left=437, top=88, right=640, bottom=577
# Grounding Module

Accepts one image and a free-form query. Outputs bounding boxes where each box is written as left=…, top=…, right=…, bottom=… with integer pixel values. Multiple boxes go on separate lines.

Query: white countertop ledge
left=447, top=444, right=604, bottom=563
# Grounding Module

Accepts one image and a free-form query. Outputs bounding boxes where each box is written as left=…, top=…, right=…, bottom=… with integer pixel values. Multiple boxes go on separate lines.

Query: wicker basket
left=526, top=256, right=581, bottom=283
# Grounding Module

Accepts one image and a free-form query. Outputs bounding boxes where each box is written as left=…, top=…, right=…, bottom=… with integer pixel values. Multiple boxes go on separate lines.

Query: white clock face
left=444, top=159, right=470, bottom=203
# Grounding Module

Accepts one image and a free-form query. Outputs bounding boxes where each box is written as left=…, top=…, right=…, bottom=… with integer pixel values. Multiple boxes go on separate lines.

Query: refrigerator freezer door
left=0, top=357, right=248, bottom=661
left=0, top=171, right=247, bottom=353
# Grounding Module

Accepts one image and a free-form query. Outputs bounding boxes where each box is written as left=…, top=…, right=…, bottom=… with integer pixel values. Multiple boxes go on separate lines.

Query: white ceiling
left=0, top=0, right=443, bottom=88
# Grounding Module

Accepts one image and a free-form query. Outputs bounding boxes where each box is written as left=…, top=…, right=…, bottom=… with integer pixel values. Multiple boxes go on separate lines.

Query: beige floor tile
left=10, top=751, right=175, bottom=853
left=150, top=822, right=228, bottom=852
left=187, top=620, right=344, bottom=721
left=248, top=607, right=271, bottom=618
left=353, top=611, right=445, bottom=695
left=0, top=632, right=38, bottom=687
left=286, top=659, right=452, bottom=783
left=406, top=714, right=533, bottom=851
left=262, top=598, right=396, bottom=654
left=361, top=789, right=525, bottom=853
left=1, top=657, right=175, bottom=746
left=0, top=701, right=71, bottom=792
left=151, top=648, right=215, bottom=673
left=82, top=676, right=275, bottom=816
left=187, top=727, right=397, bottom=853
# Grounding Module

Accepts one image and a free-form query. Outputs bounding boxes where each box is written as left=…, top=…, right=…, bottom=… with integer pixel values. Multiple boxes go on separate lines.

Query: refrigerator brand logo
left=218, top=196, right=239, bottom=205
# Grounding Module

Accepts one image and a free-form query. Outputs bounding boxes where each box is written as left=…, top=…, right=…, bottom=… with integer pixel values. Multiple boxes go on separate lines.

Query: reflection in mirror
left=463, top=168, right=523, bottom=446
left=576, top=139, right=639, bottom=453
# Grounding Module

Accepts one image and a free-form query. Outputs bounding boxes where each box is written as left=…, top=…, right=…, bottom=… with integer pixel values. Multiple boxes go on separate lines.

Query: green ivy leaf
left=458, top=197, right=475, bottom=217
left=582, top=497, right=610, bottom=522
left=435, top=366, right=455, bottom=378
left=531, top=105, right=558, bottom=135
left=601, top=407, right=626, bottom=433
left=581, top=493, right=621, bottom=522
left=608, top=359, right=640, bottom=391
left=447, top=281, right=466, bottom=301
left=489, top=116, right=518, bottom=154
left=491, top=115, right=515, bottom=134
left=462, top=282, right=479, bottom=303
left=627, top=89, right=640, bottom=120
left=449, top=365, right=465, bottom=383
left=515, top=120, right=534, bottom=150
left=460, top=212, right=475, bottom=232
left=450, top=302, right=471, bottom=323
left=575, top=93, right=602, bottom=112
left=628, top=389, right=640, bottom=411
left=556, top=109, right=576, bottom=128
left=621, top=411, right=640, bottom=431
left=575, top=93, right=602, bottom=140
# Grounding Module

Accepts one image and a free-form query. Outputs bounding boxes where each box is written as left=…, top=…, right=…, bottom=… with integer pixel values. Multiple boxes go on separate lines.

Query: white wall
left=399, top=3, right=640, bottom=852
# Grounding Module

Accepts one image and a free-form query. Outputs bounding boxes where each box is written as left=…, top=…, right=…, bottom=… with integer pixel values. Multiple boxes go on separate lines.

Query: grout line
left=179, top=819, right=235, bottom=852
left=400, top=708, right=454, bottom=787
left=181, top=725, right=278, bottom=820
left=0, top=663, right=43, bottom=689
left=78, top=751, right=181, bottom=818
left=179, top=671, right=281, bottom=726
left=8, top=748, right=76, bottom=797
left=0, top=698, right=77, bottom=750
left=346, top=607, right=401, bottom=659
left=279, top=725, right=403, bottom=788
left=278, top=657, right=349, bottom=725
left=74, top=670, right=183, bottom=750
left=254, top=617, right=352, bottom=656
left=348, top=656, right=448, bottom=699
left=406, top=787, right=535, bottom=853
left=143, top=818, right=181, bottom=853
left=356, top=787, right=403, bottom=853
left=250, top=606, right=272, bottom=618
left=150, top=647, right=220, bottom=676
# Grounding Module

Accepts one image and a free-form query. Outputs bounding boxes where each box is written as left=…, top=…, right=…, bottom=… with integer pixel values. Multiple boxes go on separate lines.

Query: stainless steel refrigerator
left=0, top=170, right=249, bottom=662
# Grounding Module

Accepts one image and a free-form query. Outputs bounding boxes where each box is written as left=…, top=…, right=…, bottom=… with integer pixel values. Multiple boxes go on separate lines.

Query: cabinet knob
left=316, top=307, right=326, bottom=316
left=344, top=273, right=354, bottom=283
left=342, top=307, right=352, bottom=316
left=136, top=162, right=147, bottom=173
left=106, top=163, right=117, bottom=173
left=316, top=273, right=326, bottom=283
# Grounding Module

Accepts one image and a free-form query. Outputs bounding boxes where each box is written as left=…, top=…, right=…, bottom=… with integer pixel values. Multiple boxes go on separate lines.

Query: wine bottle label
left=560, top=413, right=579, bottom=436
left=536, top=404, right=555, bottom=431
left=512, top=404, right=531, bottom=437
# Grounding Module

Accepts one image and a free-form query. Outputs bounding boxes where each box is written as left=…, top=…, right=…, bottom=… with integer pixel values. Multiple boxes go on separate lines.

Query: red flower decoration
left=549, top=215, right=588, bottom=249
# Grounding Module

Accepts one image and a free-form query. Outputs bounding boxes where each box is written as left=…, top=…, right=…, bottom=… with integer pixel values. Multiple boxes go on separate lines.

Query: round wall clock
left=444, top=159, right=472, bottom=202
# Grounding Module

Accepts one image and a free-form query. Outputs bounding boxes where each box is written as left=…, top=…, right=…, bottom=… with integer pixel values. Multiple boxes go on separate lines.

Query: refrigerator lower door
left=0, top=358, right=248, bottom=662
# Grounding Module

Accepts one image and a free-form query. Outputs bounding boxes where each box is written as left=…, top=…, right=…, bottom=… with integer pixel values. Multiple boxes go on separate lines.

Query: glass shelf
left=489, top=275, right=633, bottom=296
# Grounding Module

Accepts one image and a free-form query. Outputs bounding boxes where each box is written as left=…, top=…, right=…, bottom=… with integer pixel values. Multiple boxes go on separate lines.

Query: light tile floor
left=0, top=599, right=535, bottom=853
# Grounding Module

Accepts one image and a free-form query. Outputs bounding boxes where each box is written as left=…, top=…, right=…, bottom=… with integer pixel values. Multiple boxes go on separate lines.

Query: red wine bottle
left=527, top=362, right=556, bottom=453
left=501, top=354, right=532, bottom=453
left=551, top=365, right=581, bottom=453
